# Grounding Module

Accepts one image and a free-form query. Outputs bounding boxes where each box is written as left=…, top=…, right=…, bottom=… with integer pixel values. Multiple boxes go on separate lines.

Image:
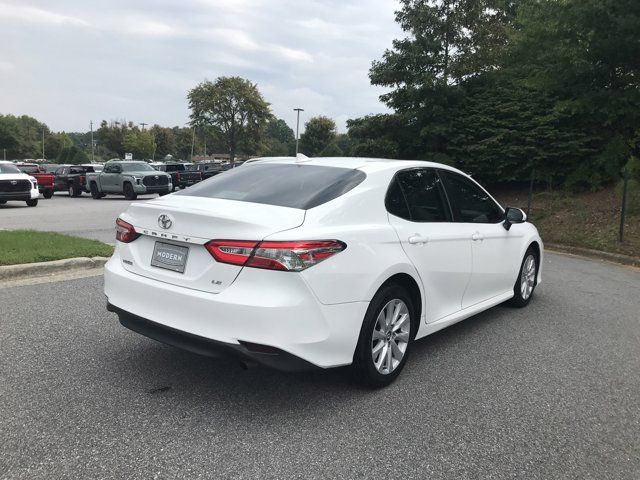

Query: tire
left=90, top=182, right=101, bottom=199
left=68, top=184, right=79, bottom=197
left=508, top=248, right=538, bottom=308
left=351, top=284, right=415, bottom=388
left=123, top=182, right=137, bottom=200
left=43, top=189, right=53, bottom=199
left=26, top=199, right=38, bottom=207
left=0, top=200, right=6, bottom=205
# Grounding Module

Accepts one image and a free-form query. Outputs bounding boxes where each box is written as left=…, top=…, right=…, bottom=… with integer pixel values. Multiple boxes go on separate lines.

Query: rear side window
left=165, top=164, right=185, bottom=172
left=177, top=163, right=366, bottom=210
left=439, top=170, right=503, bottom=223
left=387, top=168, right=450, bottom=222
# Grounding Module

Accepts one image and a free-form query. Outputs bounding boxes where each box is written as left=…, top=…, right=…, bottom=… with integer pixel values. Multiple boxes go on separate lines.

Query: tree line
left=2, top=0, right=638, bottom=191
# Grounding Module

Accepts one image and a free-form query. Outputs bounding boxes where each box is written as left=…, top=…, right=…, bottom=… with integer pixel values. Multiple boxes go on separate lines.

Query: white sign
left=124, top=153, right=133, bottom=160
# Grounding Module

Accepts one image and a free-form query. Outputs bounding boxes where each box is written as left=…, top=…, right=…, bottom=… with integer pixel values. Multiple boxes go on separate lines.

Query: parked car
left=16, top=163, right=55, bottom=198
left=86, top=161, right=172, bottom=200
left=154, top=163, right=202, bottom=191
left=0, top=161, right=40, bottom=207
left=188, top=162, right=224, bottom=180
left=104, top=157, right=543, bottom=387
left=54, top=165, right=98, bottom=197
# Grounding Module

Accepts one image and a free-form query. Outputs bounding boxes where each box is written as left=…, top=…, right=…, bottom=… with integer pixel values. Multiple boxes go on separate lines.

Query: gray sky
left=0, top=0, right=402, bottom=133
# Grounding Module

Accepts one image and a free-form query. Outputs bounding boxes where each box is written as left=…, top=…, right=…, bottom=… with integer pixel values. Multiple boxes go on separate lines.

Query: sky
left=0, top=0, right=402, bottom=134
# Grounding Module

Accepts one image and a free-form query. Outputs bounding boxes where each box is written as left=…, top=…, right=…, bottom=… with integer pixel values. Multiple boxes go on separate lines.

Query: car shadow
left=103, top=297, right=533, bottom=417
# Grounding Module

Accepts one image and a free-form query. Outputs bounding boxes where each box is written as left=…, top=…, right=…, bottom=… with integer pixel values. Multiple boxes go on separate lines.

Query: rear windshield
left=18, top=165, right=40, bottom=174
left=164, top=164, right=185, bottom=171
left=70, top=166, right=94, bottom=173
left=176, top=163, right=366, bottom=209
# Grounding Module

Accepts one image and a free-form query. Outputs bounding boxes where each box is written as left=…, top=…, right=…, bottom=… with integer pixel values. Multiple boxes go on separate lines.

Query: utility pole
left=41, top=129, right=45, bottom=161
left=3, top=148, right=5, bottom=161
left=90, top=120, right=95, bottom=163
left=294, top=108, right=304, bottom=155
left=140, top=122, right=147, bottom=131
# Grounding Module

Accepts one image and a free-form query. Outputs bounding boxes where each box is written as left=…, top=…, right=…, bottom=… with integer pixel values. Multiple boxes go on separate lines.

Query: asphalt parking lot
left=1, top=253, right=639, bottom=479
left=0, top=192, right=159, bottom=243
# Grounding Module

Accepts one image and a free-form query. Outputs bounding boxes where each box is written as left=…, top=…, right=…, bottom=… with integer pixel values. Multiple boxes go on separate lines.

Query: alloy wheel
left=371, top=299, right=410, bottom=375
left=521, top=254, right=536, bottom=300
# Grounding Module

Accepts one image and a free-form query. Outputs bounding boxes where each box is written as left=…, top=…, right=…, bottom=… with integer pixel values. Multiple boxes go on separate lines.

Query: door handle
left=408, top=235, right=429, bottom=245
left=471, top=232, right=483, bottom=242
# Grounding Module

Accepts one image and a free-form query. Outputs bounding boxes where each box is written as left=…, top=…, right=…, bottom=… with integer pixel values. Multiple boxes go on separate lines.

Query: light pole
left=294, top=108, right=304, bottom=155
left=41, top=129, right=45, bottom=161
left=140, top=122, right=147, bottom=131
left=90, top=120, right=95, bottom=163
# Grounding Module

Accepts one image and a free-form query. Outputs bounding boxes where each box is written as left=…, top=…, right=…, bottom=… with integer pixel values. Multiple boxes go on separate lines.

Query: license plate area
left=151, top=241, right=189, bottom=273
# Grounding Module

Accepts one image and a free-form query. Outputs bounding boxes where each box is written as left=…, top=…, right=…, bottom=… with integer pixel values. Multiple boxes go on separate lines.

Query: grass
left=0, top=230, right=114, bottom=266
left=493, top=186, right=640, bottom=258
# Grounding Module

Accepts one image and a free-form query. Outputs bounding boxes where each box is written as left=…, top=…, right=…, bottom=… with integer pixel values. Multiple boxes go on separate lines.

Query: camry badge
left=158, top=214, right=172, bottom=230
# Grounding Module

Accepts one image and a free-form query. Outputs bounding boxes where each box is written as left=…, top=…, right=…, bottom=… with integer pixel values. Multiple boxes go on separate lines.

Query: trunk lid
left=118, top=195, right=305, bottom=293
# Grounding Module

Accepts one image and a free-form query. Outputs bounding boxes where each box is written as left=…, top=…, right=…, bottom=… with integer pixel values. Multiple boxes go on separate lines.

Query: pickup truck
left=54, top=165, right=97, bottom=197
left=16, top=163, right=55, bottom=198
left=86, top=160, right=172, bottom=200
left=187, top=162, right=224, bottom=180
left=154, top=163, right=202, bottom=191
left=0, top=161, right=40, bottom=207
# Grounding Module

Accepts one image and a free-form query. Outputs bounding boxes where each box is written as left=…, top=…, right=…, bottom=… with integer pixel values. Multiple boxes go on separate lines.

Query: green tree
left=188, top=77, right=272, bottom=163
left=150, top=125, right=175, bottom=159
left=123, top=130, right=155, bottom=159
left=263, top=118, right=295, bottom=156
left=299, top=116, right=337, bottom=156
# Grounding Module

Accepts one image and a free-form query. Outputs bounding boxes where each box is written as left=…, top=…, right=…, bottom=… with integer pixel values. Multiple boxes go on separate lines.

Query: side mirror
left=503, top=207, right=527, bottom=231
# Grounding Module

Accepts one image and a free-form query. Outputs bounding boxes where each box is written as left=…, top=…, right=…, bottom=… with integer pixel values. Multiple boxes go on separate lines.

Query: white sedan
left=105, top=156, right=543, bottom=387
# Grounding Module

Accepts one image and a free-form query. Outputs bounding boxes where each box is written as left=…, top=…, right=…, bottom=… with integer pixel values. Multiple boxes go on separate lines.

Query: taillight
left=204, top=240, right=345, bottom=271
left=176, top=172, right=181, bottom=181
left=115, top=218, right=139, bottom=243
left=80, top=175, right=85, bottom=184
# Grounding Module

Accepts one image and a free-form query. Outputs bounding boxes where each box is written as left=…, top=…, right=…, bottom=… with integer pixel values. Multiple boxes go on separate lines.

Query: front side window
left=387, top=168, right=449, bottom=222
left=439, top=170, right=503, bottom=223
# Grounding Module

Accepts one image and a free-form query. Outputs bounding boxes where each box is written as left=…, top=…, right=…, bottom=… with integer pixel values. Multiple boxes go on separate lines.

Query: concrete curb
left=546, top=243, right=640, bottom=268
left=0, top=257, right=109, bottom=282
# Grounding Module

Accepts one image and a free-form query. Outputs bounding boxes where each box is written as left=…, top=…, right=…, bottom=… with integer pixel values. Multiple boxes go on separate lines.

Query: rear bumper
left=104, top=255, right=368, bottom=369
left=109, top=303, right=318, bottom=371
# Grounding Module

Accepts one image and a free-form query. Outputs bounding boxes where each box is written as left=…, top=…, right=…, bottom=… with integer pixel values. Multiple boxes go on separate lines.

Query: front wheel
left=351, top=284, right=414, bottom=388
left=26, top=199, right=38, bottom=207
left=123, top=182, right=137, bottom=200
left=509, top=249, right=538, bottom=308
left=90, top=182, right=101, bottom=199
left=68, top=184, right=80, bottom=197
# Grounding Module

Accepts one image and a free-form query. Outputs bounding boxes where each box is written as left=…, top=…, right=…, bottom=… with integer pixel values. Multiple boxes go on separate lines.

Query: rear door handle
left=408, top=235, right=429, bottom=245
left=471, top=232, right=483, bottom=241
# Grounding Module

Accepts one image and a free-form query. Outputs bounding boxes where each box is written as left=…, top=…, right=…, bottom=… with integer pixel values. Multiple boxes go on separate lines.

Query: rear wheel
left=43, top=189, right=53, bottom=199
left=352, top=284, right=414, bottom=388
left=0, top=200, right=6, bottom=205
left=90, top=182, right=101, bottom=199
left=26, top=199, right=38, bottom=207
left=123, top=182, right=137, bottom=200
left=68, top=184, right=80, bottom=197
left=509, top=248, right=538, bottom=308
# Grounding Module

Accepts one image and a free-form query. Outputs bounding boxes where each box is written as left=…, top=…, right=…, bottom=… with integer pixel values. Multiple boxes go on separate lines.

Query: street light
left=294, top=108, right=304, bottom=155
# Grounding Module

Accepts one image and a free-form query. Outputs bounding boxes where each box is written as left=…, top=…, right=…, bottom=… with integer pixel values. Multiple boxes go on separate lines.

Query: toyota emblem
left=10, top=180, right=17, bottom=185
left=158, top=214, right=172, bottom=230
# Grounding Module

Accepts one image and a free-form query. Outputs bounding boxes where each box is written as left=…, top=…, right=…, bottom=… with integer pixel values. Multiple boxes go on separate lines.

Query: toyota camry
left=105, top=156, right=543, bottom=387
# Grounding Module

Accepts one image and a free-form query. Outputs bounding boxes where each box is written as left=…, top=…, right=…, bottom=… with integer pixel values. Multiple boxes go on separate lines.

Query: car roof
left=245, top=156, right=470, bottom=176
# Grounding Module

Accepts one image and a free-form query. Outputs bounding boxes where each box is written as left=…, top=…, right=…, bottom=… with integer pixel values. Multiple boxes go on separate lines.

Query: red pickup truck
left=16, top=163, right=55, bottom=198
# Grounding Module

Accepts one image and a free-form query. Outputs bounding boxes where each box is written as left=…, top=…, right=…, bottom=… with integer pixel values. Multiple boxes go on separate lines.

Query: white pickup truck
left=0, top=161, right=40, bottom=207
